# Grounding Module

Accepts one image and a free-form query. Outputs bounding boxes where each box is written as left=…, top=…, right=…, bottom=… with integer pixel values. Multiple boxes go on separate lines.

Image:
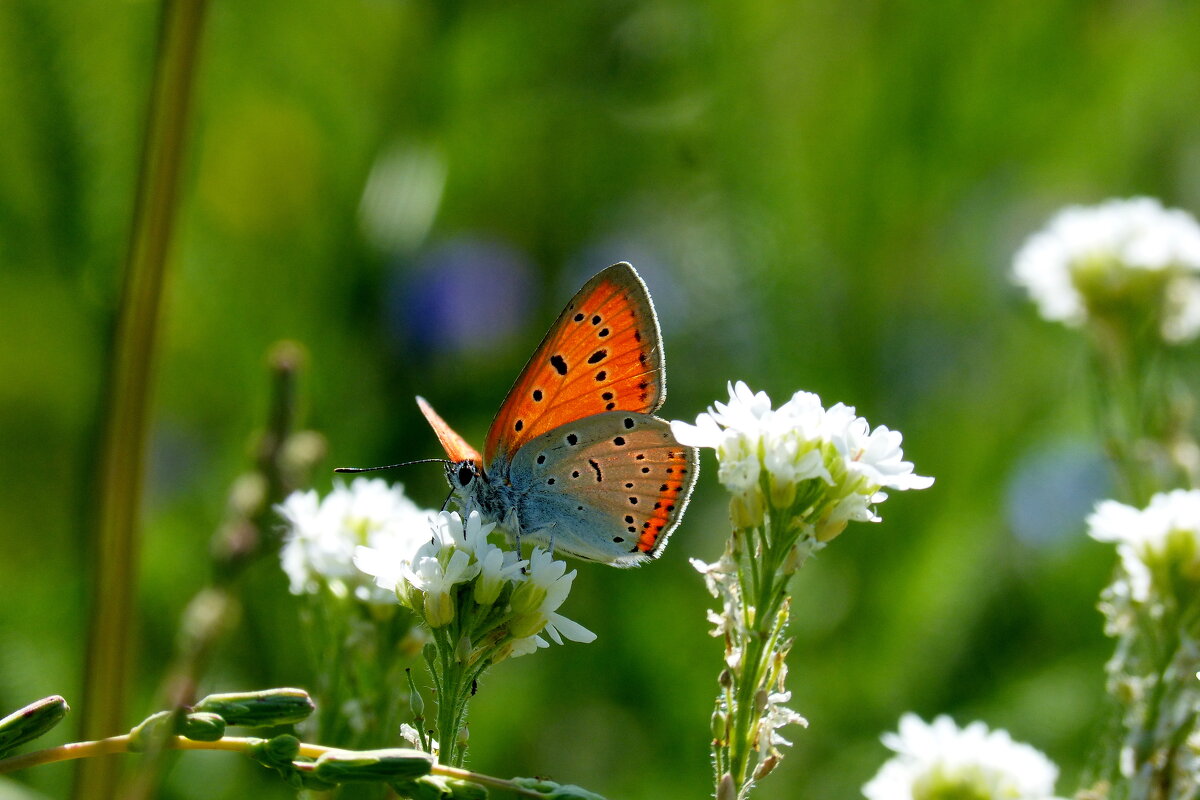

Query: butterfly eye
left=457, top=463, right=475, bottom=487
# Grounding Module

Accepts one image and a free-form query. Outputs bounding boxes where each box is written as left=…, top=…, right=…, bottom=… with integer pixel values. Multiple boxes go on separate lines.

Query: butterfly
left=415, top=262, right=697, bottom=566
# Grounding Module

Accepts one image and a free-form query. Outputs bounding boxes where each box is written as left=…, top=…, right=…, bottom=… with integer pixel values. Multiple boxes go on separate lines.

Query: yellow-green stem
left=4, top=736, right=548, bottom=799
left=75, top=0, right=209, bottom=796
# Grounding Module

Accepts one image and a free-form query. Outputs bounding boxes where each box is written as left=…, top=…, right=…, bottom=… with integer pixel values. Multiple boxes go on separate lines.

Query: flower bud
left=711, top=710, right=727, bottom=743
left=424, top=591, right=455, bottom=628
left=473, top=564, right=507, bottom=607
left=128, top=711, right=173, bottom=752
left=512, top=777, right=606, bottom=799
left=753, top=755, right=779, bottom=780
left=492, top=641, right=515, bottom=663
left=510, top=582, right=547, bottom=616
left=395, top=775, right=488, bottom=800
left=249, top=734, right=301, bottom=768
left=717, top=772, right=736, bottom=800
left=128, top=709, right=225, bottom=750
left=406, top=670, right=425, bottom=721
left=730, top=492, right=764, bottom=530
left=814, top=515, right=848, bottom=543
left=195, top=688, right=315, bottom=727
left=779, top=543, right=804, bottom=575
left=455, top=634, right=473, bottom=664
left=179, top=711, right=226, bottom=742
left=0, top=695, right=69, bottom=755
left=313, top=748, right=434, bottom=783
left=442, top=778, right=488, bottom=799
left=509, top=612, right=548, bottom=639
left=768, top=473, right=797, bottom=510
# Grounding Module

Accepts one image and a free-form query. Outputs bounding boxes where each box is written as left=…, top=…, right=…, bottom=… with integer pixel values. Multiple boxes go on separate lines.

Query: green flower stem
left=434, top=630, right=463, bottom=765
left=1124, top=592, right=1200, bottom=798
left=431, top=625, right=480, bottom=768
left=435, top=764, right=551, bottom=799
left=76, top=0, right=209, bottom=796
left=422, top=584, right=522, bottom=768
left=0, top=735, right=548, bottom=798
left=1088, top=321, right=1196, bottom=506
left=719, top=509, right=810, bottom=797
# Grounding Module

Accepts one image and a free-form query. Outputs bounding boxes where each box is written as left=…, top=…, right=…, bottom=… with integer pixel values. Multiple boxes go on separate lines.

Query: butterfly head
left=447, top=459, right=483, bottom=491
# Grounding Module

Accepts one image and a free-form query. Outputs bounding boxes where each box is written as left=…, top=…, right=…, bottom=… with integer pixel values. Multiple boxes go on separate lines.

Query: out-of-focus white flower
left=1012, top=197, right=1200, bottom=342
left=863, top=714, right=1063, bottom=800
left=1088, top=489, right=1200, bottom=604
left=672, top=381, right=932, bottom=537
left=277, top=478, right=433, bottom=604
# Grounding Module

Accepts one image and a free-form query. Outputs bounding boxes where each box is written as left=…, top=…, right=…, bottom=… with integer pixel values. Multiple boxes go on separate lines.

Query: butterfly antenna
left=334, top=458, right=450, bottom=474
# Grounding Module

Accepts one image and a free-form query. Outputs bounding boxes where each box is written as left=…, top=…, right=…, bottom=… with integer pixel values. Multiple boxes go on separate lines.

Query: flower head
left=863, top=714, right=1062, bottom=800
left=277, top=478, right=433, bottom=604
left=1088, top=489, right=1200, bottom=606
left=1013, top=197, right=1200, bottom=343
left=355, top=510, right=594, bottom=655
left=672, top=381, right=932, bottom=537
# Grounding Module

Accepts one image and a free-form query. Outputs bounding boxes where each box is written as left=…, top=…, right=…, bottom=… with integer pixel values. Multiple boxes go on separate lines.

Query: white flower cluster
left=1089, top=489, right=1200, bottom=606
left=1013, top=197, right=1200, bottom=342
left=277, top=478, right=433, bottom=604
left=671, top=381, right=932, bottom=539
left=356, top=509, right=595, bottom=658
left=863, top=714, right=1063, bottom=800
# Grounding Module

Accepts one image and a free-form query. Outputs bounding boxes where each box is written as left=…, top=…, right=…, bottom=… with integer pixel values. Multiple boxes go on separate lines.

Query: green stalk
left=3, top=735, right=550, bottom=798
left=74, top=1, right=209, bottom=797
left=726, top=519, right=785, bottom=795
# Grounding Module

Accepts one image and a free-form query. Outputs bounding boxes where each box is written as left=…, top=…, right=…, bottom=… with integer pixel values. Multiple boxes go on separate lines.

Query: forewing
left=484, top=263, right=665, bottom=466
left=416, top=396, right=482, bottom=463
left=508, top=412, right=697, bottom=565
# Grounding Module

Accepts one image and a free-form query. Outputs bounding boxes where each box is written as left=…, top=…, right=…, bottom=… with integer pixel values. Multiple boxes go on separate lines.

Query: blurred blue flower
left=1005, top=440, right=1109, bottom=549
left=387, top=237, right=535, bottom=357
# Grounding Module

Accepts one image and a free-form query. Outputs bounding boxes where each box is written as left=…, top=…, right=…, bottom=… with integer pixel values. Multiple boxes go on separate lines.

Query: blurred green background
left=4, top=0, right=1200, bottom=797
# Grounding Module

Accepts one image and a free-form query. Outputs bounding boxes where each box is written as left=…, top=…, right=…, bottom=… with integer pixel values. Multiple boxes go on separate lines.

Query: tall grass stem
left=74, top=1, right=209, bottom=796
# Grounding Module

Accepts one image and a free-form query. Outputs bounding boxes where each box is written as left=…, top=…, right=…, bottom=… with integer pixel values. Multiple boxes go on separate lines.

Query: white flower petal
left=864, top=714, right=1062, bottom=800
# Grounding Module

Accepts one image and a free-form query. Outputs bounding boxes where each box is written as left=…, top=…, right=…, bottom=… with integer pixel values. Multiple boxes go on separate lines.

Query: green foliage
left=3, top=0, right=1200, bottom=798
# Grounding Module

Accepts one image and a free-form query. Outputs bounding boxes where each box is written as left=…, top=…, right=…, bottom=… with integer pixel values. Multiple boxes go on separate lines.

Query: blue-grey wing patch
left=507, top=412, right=698, bottom=566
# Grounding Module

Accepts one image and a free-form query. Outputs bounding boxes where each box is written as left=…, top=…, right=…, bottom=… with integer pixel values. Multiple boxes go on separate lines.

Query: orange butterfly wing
left=483, top=263, right=665, bottom=466
left=417, top=395, right=482, bottom=463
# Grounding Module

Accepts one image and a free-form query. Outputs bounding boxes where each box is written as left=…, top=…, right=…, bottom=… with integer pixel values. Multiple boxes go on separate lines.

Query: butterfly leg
left=502, top=507, right=524, bottom=556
